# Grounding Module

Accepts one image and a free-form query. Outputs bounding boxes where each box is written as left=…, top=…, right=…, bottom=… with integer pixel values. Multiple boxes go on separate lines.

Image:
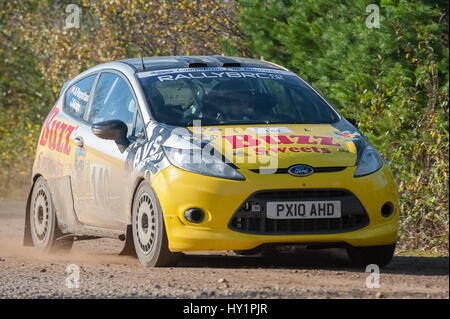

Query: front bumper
left=151, top=164, right=399, bottom=252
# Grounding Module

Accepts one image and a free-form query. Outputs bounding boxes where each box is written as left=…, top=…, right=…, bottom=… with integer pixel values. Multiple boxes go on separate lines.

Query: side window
left=89, top=73, right=137, bottom=137
left=64, top=74, right=96, bottom=119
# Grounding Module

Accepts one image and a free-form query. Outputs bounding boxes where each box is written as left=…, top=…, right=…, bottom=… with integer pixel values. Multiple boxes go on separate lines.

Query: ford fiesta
left=23, top=56, right=399, bottom=267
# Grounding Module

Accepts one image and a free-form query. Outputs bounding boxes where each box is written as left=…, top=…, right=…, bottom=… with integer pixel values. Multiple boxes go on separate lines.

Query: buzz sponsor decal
left=184, top=124, right=356, bottom=171
left=39, top=107, right=77, bottom=155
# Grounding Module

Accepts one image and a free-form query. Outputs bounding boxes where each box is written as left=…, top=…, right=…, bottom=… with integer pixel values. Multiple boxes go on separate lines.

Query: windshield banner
left=137, top=67, right=295, bottom=82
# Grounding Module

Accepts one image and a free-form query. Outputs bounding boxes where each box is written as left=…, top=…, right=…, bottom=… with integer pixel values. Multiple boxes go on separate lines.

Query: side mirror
left=92, top=120, right=130, bottom=153
left=346, top=117, right=358, bottom=127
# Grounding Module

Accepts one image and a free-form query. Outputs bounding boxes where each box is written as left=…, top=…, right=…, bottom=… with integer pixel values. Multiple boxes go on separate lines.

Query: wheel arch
left=129, top=176, right=146, bottom=219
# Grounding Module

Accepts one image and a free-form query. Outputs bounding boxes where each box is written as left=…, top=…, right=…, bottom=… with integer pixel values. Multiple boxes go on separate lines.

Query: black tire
left=131, top=181, right=181, bottom=267
left=29, top=177, right=73, bottom=253
left=346, top=243, right=396, bottom=268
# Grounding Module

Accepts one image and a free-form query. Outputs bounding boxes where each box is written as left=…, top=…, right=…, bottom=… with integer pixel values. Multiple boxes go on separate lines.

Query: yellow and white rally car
left=24, top=56, right=399, bottom=267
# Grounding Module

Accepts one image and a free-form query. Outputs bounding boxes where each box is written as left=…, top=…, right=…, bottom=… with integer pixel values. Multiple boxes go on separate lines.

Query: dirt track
left=0, top=199, right=448, bottom=299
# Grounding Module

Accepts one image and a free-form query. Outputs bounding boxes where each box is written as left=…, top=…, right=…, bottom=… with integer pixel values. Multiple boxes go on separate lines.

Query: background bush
left=0, top=0, right=448, bottom=252
left=227, top=0, right=449, bottom=252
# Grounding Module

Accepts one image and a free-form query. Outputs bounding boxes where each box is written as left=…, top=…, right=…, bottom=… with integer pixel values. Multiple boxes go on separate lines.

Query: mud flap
left=119, top=225, right=137, bottom=256
left=23, top=185, right=34, bottom=247
left=46, top=176, right=79, bottom=234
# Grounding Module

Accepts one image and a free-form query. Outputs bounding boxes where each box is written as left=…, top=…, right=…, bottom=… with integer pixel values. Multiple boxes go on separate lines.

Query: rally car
left=23, top=56, right=399, bottom=267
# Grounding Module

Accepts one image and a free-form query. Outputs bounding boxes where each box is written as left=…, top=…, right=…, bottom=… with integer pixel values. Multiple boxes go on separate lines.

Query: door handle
left=74, top=136, right=84, bottom=147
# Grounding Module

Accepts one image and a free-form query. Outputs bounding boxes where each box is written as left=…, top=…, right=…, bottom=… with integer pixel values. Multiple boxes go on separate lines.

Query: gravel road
left=0, top=199, right=448, bottom=299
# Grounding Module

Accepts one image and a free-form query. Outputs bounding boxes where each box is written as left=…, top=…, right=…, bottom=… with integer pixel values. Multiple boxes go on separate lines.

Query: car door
left=58, top=73, right=97, bottom=223
left=70, top=71, right=142, bottom=229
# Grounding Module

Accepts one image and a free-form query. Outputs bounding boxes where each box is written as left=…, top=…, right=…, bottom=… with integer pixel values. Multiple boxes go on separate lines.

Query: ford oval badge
left=288, top=165, right=314, bottom=177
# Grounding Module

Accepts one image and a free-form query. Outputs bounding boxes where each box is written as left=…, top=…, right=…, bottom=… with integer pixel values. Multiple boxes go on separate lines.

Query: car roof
left=70, top=56, right=288, bottom=84
left=118, top=56, right=287, bottom=73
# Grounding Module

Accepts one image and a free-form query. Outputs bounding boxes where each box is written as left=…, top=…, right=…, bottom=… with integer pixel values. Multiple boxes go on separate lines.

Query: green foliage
left=232, top=0, right=449, bottom=251
left=0, top=2, right=53, bottom=191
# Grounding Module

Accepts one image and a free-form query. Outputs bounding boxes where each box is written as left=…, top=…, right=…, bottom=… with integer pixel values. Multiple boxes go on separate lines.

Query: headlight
left=162, top=146, right=245, bottom=181
left=354, top=146, right=384, bottom=177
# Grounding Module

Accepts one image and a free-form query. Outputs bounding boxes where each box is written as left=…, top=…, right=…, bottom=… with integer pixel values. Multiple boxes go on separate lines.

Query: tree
left=232, top=0, right=449, bottom=251
left=0, top=1, right=53, bottom=190
left=0, top=0, right=243, bottom=192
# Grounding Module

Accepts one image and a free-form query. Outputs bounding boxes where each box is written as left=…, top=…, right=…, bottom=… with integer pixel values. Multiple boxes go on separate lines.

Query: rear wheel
left=29, top=177, right=73, bottom=252
left=132, top=182, right=181, bottom=267
left=346, top=243, right=396, bottom=268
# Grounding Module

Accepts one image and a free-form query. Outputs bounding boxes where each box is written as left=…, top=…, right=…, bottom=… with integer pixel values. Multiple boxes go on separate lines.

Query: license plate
left=266, top=201, right=341, bottom=219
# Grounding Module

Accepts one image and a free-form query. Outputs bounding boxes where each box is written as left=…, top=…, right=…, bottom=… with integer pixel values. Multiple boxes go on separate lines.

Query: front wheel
left=29, top=177, right=73, bottom=252
left=132, top=182, right=181, bottom=267
left=346, top=243, right=396, bottom=268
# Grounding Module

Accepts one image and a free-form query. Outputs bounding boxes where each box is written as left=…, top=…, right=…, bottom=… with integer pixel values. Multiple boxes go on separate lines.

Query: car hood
left=186, top=124, right=360, bottom=169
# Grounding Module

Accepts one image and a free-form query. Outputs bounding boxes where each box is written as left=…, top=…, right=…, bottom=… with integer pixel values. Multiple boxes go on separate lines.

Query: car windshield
left=138, top=67, right=340, bottom=126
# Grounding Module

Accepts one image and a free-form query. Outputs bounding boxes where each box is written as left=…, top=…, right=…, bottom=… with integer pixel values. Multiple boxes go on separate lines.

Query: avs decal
left=126, top=123, right=173, bottom=175
left=39, top=107, right=77, bottom=155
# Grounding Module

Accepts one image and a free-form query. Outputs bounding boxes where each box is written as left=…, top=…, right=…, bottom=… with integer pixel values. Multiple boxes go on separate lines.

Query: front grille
left=228, top=189, right=369, bottom=235
left=249, top=167, right=347, bottom=174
